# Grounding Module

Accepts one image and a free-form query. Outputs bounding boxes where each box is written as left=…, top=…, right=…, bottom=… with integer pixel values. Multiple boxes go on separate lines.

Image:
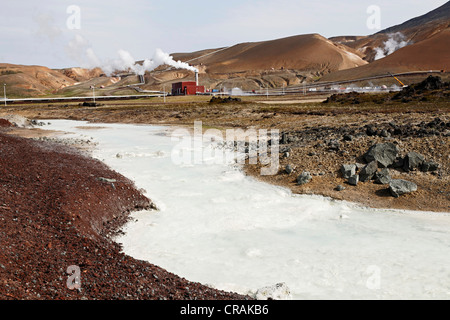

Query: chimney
left=195, top=71, right=199, bottom=86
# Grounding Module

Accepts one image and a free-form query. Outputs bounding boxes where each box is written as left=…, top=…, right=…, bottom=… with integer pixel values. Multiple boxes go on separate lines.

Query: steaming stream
left=43, top=120, right=450, bottom=300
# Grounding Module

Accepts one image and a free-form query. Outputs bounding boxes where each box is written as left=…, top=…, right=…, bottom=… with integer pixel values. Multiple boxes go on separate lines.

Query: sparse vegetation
left=0, top=70, right=22, bottom=76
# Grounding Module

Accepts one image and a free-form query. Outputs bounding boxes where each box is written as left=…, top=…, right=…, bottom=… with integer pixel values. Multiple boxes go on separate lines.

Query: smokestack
left=195, top=71, right=199, bottom=86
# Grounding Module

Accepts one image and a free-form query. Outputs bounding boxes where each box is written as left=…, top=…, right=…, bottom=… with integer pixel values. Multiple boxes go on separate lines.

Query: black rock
left=392, top=157, right=405, bottom=169
left=364, top=143, right=399, bottom=168
left=285, top=165, right=294, bottom=174
left=421, top=161, right=439, bottom=172
left=359, top=161, right=378, bottom=182
left=341, top=164, right=357, bottom=179
left=297, top=172, right=312, bottom=185
left=348, top=175, right=359, bottom=186
left=389, top=180, right=418, bottom=198
left=328, top=139, right=340, bottom=151
left=403, top=152, right=425, bottom=172
left=280, top=133, right=288, bottom=145
left=374, top=168, right=391, bottom=185
left=366, top=125, right=377, bottom=136
left=343, top=134, right=354, bottom=142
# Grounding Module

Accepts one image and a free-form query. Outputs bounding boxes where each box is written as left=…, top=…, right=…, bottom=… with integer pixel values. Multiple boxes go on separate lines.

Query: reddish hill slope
left=322, top=27, right=450, bottom=82
left=174, top=34, right=368, bottom=76
left=0, top=64, right=76, bottom=97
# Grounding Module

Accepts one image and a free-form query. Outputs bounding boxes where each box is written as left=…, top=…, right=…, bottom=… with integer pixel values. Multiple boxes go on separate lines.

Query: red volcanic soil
left=0, top=119, right=13, bottom=127
left=0, top=131, right=248, bottom=300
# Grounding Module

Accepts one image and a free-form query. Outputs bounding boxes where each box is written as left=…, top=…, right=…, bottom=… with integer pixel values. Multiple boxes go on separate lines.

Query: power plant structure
left=171, top=71, right=205, bottom=96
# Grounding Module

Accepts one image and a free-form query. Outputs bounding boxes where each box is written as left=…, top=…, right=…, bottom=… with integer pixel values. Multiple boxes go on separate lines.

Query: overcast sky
left=0, top=0, right=447, bottom=69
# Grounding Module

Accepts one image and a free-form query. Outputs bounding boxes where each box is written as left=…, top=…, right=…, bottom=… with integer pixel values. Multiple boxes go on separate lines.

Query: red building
left=172, top=81, right=205, bottom=96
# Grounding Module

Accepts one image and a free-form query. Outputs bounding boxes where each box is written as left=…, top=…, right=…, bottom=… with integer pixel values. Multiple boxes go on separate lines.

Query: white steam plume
left=374, top=32, right=410, bottom=60
left=66, top=35, right=198, bottom=75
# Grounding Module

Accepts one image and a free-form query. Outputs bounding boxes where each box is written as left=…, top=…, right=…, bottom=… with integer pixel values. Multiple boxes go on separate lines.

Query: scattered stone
left=348, top=174, right=359, bottom=186
left=336, top=185, right=346, bottom=191
left=374, top=168, right=391, bottom=185
left=297, top=172, right=312, bottom=185
left=341, top=164, right=357, bottom=179
left=280, top=133, right=288, bottom=145
left=343, top=134, right=353, bottom=142
left=328, top=139, right=340, bottom=151
left=421, top=161, right=439, bottom=172
left=98, top=177, right=117, bottom=183
left=380, top=129, right=390, bottom=138
left=366, top=125, right=377, bottom=136
left=403, top=152, right=425, bottom=172
left=389, top=180, right=418, bottom=198
left=285, top=165, right=294, bottom=174
left=364, top=143, right=399, bottom=168
left=359, top=161, right=378, bottom=182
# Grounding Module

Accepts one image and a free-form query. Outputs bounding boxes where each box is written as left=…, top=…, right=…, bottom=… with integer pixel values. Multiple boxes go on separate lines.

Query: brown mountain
left=0, top=64, right=76, bottom=98
left=173, top=34, right=368, bottom=76
left=322, top=27, right=450, bottom=82
left=330, top=1, right=450, bottom=62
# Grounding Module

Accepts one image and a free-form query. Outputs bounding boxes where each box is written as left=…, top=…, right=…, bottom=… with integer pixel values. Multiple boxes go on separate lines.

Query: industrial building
left=171, top=71, right=205, bottom=95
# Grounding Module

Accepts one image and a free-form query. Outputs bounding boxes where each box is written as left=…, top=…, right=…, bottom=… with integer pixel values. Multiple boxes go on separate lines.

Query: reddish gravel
left=0, top=131, right=249, bottom=300
left=0, top=119, right=12, bottom=128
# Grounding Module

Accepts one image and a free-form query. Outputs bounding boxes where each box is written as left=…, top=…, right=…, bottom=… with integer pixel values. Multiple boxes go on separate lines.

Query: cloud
left=33, top=12, right=63, bottom=41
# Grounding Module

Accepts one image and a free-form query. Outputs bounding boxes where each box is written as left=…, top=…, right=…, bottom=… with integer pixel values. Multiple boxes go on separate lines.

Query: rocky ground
left=245, top=76, right=449, bottom=212
left=0, top=125, right=249, bottom=300
left=245, top=115, right=449, bottom=212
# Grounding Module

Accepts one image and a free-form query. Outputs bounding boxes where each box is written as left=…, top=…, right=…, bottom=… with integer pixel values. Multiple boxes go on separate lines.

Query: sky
left=0, top=0, right=447, bottom=69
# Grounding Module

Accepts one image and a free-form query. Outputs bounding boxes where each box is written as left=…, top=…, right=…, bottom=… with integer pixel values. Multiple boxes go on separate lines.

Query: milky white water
left=43, top=120, right=450, bottom=300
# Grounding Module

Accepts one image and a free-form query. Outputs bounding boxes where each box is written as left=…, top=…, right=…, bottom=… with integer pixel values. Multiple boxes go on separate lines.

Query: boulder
left=297, top=172, right=312, bottom=185
left=389, top=180, right=418, bottom=198
left=336, top=185, right=346, bottom=191
left=403, top=152, right=425, bottom=172
left=348, top=174, right=359, bottom=186
left=364, top=143, right=399, bottom=168
left=421, top=161, right=439, bottom=172
left=341, top=164, right=356, bottom=179
left=359, top=161, right=378, bottom=182
left=374, top=168, right=391, bottom=185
